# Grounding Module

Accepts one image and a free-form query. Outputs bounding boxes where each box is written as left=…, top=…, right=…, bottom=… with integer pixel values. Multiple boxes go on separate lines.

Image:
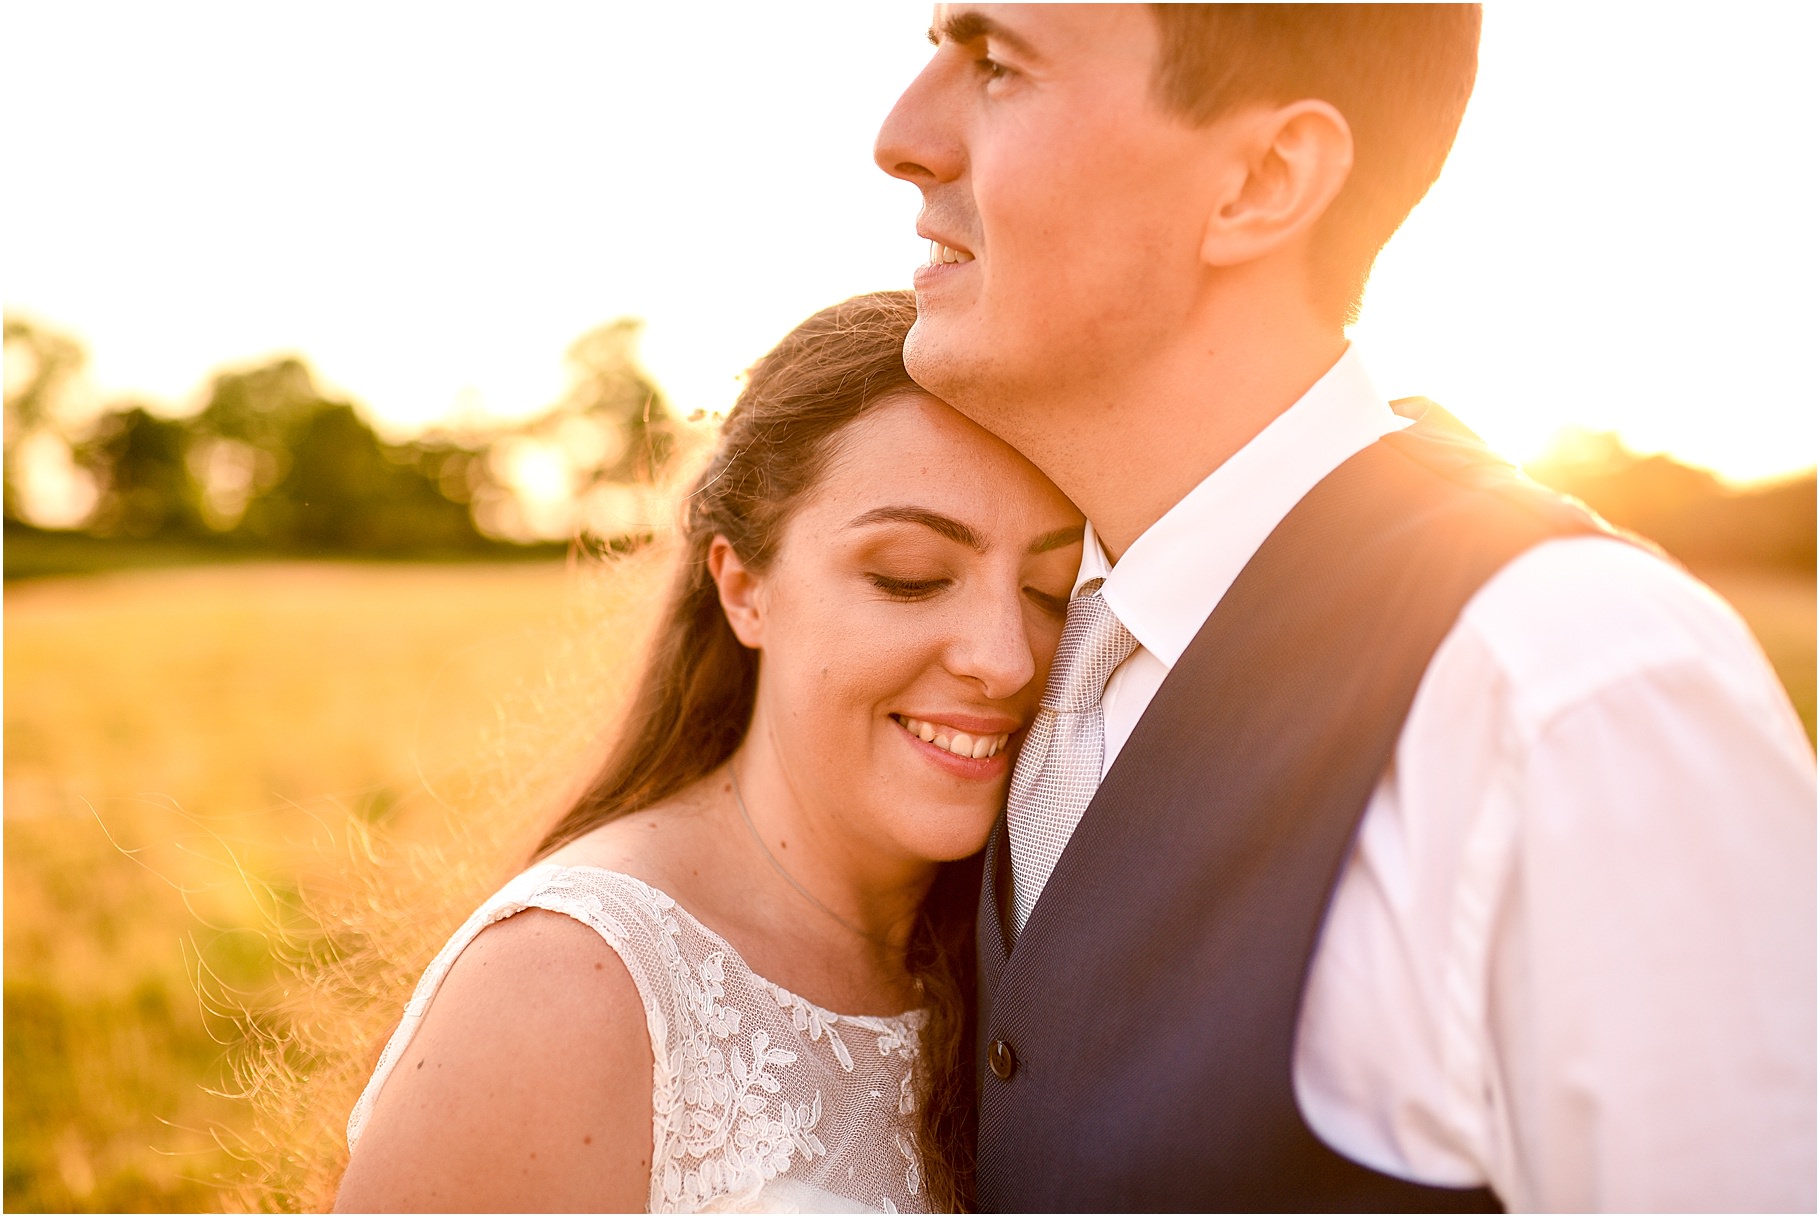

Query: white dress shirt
left=1047, top=346, right=1817, bottom=1212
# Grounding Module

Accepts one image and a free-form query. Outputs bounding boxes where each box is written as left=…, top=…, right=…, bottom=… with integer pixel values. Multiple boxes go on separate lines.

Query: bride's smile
left=711, top=388, right=1083, bottom=871
left=890, top=714, right=1012, bottom=762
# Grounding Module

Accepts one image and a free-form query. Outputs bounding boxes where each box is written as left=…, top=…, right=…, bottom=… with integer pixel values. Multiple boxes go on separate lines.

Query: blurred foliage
left=3, top=316, right=87, bottom=521
left=558, top=318, right=679, bottom=486
left=3, top=315, right=684, bottom=573
left=1525, top=428, right=1816, bottom=573
left=76, top=407, right=206, bottom=539
left=469, top=319, right=682, bottom=542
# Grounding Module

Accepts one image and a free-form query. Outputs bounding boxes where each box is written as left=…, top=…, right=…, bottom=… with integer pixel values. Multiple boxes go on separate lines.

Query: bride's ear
left=708, top=535, right=766, bottom=649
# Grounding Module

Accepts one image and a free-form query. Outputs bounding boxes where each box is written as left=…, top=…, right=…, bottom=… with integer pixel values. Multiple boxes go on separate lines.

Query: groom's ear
left=1198, top=99, right=1354, bottom=269
left=708, top=535, right=766, bottom=649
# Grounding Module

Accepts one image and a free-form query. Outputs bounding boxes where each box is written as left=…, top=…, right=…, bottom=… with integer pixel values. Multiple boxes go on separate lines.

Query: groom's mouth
left=914, top=237, right=975, bottom=294
left=892, top=714, right=1009, bottom=760
left=927, top=240, right=975, bottom=266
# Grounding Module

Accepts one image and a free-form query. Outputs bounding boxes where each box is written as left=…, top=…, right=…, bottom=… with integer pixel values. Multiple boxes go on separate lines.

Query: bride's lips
left=891, top=712, right=1018, bottom=778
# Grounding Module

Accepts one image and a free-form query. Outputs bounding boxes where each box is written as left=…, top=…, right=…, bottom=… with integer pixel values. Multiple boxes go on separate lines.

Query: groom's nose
left=874, top=55, right=964, bottom=190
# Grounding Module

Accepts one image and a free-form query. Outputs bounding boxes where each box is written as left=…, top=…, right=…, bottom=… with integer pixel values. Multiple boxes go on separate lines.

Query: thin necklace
left=728, top=762, right=887, bottom=947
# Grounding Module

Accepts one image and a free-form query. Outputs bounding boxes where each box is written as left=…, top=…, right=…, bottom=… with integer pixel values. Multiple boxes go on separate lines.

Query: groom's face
left=875, top=5, right=1223, bottom=408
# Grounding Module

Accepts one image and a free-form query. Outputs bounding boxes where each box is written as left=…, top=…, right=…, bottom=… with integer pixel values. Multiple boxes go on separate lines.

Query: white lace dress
left=347, top=864, right=930, bottom=1213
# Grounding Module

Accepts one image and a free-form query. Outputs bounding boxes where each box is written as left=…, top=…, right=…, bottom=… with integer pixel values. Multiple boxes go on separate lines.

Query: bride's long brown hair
left=536, top=289, right=978, bottom=1210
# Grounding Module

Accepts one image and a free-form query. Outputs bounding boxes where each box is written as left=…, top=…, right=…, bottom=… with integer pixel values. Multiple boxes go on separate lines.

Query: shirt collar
left=1077, top=344, right=1410, bottom=669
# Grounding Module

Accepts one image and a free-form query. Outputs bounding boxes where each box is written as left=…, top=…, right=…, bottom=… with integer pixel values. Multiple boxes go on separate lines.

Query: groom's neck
left=988, top=299, right=1347, bottom=563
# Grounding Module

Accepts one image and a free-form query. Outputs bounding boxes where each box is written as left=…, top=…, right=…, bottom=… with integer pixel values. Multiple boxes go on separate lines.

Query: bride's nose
left=945, top=585, right=1037, bottom=700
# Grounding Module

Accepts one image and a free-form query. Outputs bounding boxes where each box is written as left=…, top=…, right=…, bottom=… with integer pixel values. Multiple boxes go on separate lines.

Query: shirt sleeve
left=1474, top=542, right=1815, bottom=1212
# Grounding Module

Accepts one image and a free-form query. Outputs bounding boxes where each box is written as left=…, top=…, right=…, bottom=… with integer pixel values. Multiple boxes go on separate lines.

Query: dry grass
left=4, top=556, right=1812, bottom=1211
left=1700, top=566, right=1817, bottom=742
left=5, top=555, right=669, bottom=1212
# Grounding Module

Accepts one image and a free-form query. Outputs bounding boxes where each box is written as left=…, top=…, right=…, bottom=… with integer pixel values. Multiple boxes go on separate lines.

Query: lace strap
left=345, top=866, right=679, bottom=1164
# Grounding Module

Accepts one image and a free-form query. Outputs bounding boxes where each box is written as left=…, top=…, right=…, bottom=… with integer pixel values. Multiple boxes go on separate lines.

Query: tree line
left=4, top=315, right=680, bottom=568
left=4, top=314, right=1812, bottom=576
left=1524, top=429, right=1814, bottom=574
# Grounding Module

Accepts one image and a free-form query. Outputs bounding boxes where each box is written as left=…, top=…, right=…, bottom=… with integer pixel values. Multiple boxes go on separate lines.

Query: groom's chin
left=902, top=314, right=982, bottom=407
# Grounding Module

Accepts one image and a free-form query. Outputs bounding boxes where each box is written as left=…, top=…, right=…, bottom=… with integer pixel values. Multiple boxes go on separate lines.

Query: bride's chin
left=904, top=814, right=1000, bottom=865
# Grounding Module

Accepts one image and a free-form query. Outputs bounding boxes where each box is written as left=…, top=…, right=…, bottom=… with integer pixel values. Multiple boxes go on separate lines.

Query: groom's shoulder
left=1449, top=536, right=1796, bottom=741
left=1376, top=401, right=1618, bottom=545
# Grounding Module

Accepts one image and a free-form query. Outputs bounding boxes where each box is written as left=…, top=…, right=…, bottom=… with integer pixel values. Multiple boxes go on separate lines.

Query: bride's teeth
left=896, top=715, right=1008, bottom=759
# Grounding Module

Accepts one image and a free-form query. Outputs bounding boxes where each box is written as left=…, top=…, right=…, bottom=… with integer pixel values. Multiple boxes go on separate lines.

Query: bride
left=333, top=292, right=1083, bottom=1212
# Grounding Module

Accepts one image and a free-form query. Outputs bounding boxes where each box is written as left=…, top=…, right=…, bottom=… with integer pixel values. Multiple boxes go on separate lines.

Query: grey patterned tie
left=1005, top=578, right=1138, bottom=936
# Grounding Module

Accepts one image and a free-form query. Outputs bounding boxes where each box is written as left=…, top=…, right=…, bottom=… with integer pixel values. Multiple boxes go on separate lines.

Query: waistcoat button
left=988, top=1038, right=1017, bottom=1080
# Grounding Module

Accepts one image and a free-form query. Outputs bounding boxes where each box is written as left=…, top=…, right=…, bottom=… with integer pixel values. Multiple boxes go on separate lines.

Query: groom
left=875, top=5, right=1815, bottom=1212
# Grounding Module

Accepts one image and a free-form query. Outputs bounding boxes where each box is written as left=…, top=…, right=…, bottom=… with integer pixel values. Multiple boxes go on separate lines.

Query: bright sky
left=6, top=4, right=1815, bottom=484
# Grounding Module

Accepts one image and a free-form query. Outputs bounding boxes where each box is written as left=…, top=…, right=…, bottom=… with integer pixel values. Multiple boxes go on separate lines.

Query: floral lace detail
left=348, top=865, right=928, bottom=1213
left=765, top=981, right=921, bottom=1079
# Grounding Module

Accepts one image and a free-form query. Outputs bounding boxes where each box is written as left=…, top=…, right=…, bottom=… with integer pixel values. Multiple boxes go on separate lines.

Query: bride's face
left=718, top=390, right=1083, bottom=868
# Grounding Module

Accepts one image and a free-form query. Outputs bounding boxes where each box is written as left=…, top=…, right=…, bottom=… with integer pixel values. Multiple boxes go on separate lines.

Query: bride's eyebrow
left=846, top=505, right=984, bottom=552
left=1029, top=525, right=1084, bottom=555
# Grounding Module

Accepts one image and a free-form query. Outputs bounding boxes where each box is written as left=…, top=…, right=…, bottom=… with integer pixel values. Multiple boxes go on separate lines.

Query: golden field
left=5, top=556, right=666, bottom=1211
left=4, top=557, right=1814, bottom=1211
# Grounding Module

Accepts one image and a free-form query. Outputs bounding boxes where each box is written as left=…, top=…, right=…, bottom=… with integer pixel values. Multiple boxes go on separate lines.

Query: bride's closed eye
left=866, top=573, right=952, bottom=601
left=1024, top=585, right=1069, bottom=617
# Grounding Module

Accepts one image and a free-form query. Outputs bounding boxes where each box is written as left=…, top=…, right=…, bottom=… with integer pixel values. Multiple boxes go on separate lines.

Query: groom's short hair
left=1148, top=4, right=1482, bottom=324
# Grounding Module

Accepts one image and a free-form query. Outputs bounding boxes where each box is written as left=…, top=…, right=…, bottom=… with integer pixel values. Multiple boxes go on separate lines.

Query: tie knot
left=1043, top=579, right=1138, bottom=713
